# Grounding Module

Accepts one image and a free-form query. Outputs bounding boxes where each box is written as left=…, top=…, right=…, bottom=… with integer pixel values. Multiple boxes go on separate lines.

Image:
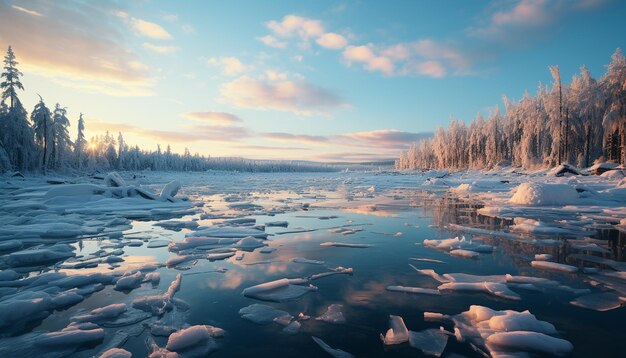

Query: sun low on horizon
left=1, top=0, right=625, bottom=162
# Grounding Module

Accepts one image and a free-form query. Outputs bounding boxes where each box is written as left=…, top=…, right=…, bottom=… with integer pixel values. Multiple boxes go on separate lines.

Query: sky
left=1, top=0, right=625, bottom=162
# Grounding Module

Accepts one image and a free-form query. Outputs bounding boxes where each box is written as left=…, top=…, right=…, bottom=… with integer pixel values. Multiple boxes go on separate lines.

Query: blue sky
left=1, top=0, right=625, bottom=161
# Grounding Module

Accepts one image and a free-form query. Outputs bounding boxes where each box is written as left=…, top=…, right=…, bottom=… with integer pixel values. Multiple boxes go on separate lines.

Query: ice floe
left=242, top=278, right=318, bottom=302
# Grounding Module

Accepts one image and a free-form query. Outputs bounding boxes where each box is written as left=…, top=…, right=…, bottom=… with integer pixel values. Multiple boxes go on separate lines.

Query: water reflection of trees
left=420, top=193, right=626, bottom=263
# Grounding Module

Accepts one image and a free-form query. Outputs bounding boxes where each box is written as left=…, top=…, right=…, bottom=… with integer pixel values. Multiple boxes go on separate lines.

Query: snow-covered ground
left=0, top=168, right=624, bottom=357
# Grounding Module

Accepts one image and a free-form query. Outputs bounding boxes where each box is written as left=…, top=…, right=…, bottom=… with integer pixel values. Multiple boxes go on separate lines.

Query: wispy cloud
left=232, top=145, right=311, bottom=151
left=220, top=75, right=345, bottom=116
left=262, top=132, right=329, bottom=145
left=129, top=17, right=173, bottom=40
left=11, top=5, right=42, bottom=17
left=89, top=119, right=253, bottom=143
left=0, top=1, right=154, bottom=96
left=142, top=42, right=178, bottom=54
left=261, top=14, right=349, bottom=50
left=257, top=35, right=287, bottom=49
left=468, top=0, right=608, bottom=43
left=207, top=56, right=249, bottom=76
left=316, top=32, right=348, bottom=49
left=182, top=111, right=243, bottom=125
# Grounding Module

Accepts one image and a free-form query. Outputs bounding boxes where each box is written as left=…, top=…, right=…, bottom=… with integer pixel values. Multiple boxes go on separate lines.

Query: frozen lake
left=0, top=170, right=625, bottom=357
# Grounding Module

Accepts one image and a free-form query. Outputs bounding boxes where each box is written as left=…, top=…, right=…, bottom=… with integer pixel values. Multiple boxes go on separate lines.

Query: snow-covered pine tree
left=51, top=103, right=73, bottom=170
left=31, top=95, right=54, bottom=170
left=75, top=113, right=87, bottom=169
left=0, top=46, right=36, bottom=170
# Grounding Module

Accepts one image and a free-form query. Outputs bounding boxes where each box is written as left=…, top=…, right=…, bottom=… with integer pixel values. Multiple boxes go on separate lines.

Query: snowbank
left=510, top=182, right=579, bottom=206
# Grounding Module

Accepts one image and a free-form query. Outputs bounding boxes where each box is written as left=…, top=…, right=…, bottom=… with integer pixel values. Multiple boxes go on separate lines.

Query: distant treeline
left=396, top=49, right=626, bottom=170
left=0, top=46, right=335, bottom=174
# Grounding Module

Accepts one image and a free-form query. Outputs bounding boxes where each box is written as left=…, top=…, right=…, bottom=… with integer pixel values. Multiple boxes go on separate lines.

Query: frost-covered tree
left=601, top=49, right=626, bottom=165
left=31, top=95, right=53, bottom=170
left=75, top=113, right=87, bottom=169
left=51, top=103, right=72, bottom=169
left=1, top=46, right=23, bottom=109
left=396, top=49, right=626, bottom=170
left=0, top=46, right=36, bottom=170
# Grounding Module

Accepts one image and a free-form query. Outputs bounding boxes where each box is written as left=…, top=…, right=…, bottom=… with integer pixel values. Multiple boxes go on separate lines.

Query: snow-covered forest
left=396, top=49, right=626, bottom=170
left=0, top=46, right=335, bottom=174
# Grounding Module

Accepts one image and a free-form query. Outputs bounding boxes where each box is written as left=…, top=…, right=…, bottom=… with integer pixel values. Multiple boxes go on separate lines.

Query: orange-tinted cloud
left=0, top=1, right=154, bottom=96
left=220, top=75, right=345, bottom=115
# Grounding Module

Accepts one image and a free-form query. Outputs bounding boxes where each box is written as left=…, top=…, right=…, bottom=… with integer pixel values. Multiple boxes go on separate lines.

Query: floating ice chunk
left=155, top=220, right=199, bottom=230
left=309, top=267, right=353, bottom=280
left=484, top=282, right=522, bottom=301
left=505, top=274, right=559, bottom=287
left=221, top=218, right=256, bottom=226
left=259, top=247, right=276, bottom=254
left=531, top=260, right=578, bottom=273
left=242, top=278, right=318, bottom=302
left=115, top=271, right=144, bottom=291
left=443, top=272, right=506, bottom=283
left=316, top=304, right=346, bottom=324
left=486, top=331, right=573, bottom=356
left=438, top=282, right=521, bottom=301
left=161, top=180, right=182, bottom=200
left=311, top=336, right=354, bottom=358
left=510, top=182, right=578, bottom=206
left=423, top=236, right=491, bottom=253
left=320, top=242, right=371, bottom=248
left=424, top=312, right=451, bottom=322
left=72, top=303, right=127, bottom=323
left=36, top=328, right=105, bottom=347
left=380, top=315, right=409, bottom=345
left=408, top=329, right=449, bottom=357
left=187, top=227, right=267, bottom=239
left=228, top=202, right=263, bottom=211
left=292, top=257, right=325, bottom=265
left=535, top=254, right=553, bottom=261
left=239, top=304, right=293, bottom=325
left=266, top=221, right=289, bottom=227
left=133, top=274, right=182, bottom=315
left=409, top=257, right=445, bottom=264
left=386, top=285, right=441, bottom=295
left=452, top=304, right=571, bottom=357
left=165, top=325, right=224, bottom=352
left=99, top=348, right=132, bottom=358
left=144, top=272, right=161, bottom=285
left=409, top=265, right=449, bottom=283
left=570, top=292, right=625, bottom=311
left=232, top=236, right=266, bottom=251
left=146, top=239, right=170, bottom=249
left=169, top=237, right=239, bottom=251
left=488, top=311, right=556, bottom=334
left=450, top=249, right=479, bottom=259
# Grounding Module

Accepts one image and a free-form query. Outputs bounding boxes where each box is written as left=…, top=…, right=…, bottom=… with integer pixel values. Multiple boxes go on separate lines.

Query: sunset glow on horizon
left=1, top=0, right=624, bottom=161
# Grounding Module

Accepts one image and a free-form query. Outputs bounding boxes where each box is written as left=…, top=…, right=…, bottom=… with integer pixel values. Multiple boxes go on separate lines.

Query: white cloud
left=182, top=111, right=242, bottom=125
left=11, top=5, right=42, bottom=17
left=130, top=17, right=173, bottom=40
left=220, top=75, right=344, bottom=116
left=257, top=35, right=287, bottom=49
left=342, top=45, right=395, bottom=75
left=207, top=56, right=249, bottom=76
left=0, top=2, right=154, bottom=96
left=316, top=32, right=348, bottom=49
left=267, top=15, right=324, bottom=39
left=142, top=42, right=178, bottom=54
